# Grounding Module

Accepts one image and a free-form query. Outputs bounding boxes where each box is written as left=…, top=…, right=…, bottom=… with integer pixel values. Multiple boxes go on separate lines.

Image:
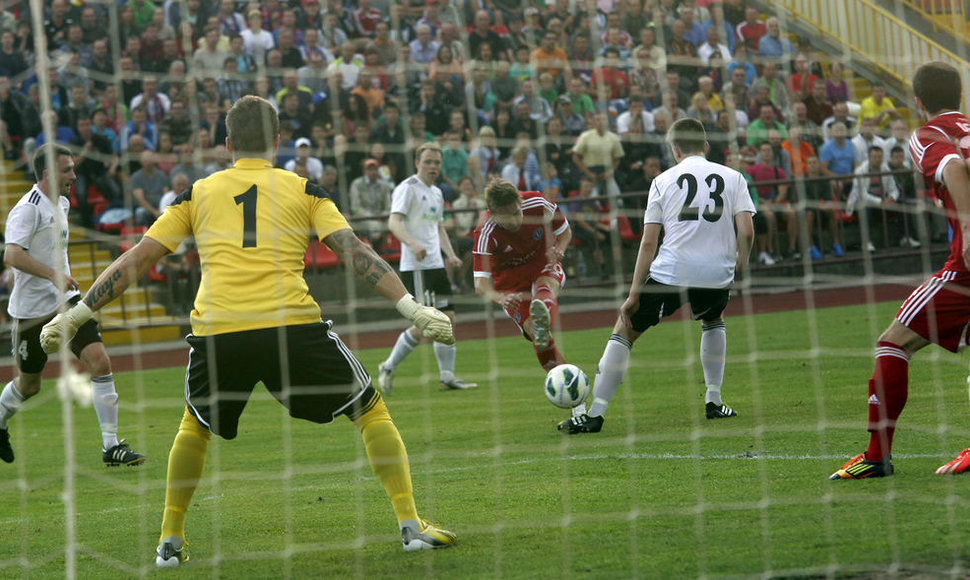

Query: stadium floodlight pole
left=28, top=1, right=78, bottom=578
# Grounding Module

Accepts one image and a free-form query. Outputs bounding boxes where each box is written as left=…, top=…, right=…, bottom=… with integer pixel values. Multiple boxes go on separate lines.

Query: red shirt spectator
left=736, top=7, right=766, bottom=50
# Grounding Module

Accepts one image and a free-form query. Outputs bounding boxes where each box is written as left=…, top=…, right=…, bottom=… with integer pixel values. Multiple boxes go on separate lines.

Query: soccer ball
left=544, top=364, right=590, bottom=409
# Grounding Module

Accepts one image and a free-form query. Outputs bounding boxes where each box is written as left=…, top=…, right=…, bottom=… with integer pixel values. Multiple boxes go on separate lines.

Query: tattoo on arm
left=325, top=230, right=394, bottom=289
left=84, top=269, right=123, bottom=309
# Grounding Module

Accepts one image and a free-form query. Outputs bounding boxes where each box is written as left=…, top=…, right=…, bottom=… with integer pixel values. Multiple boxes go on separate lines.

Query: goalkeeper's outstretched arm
left=39, top=237, right=171, bottom=353
left=323, top=228, right=454, bottom=344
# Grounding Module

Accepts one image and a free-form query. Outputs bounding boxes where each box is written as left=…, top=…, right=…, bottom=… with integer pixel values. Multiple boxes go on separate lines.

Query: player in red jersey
left=472, top=179, right=572, bottom=374
left=831, top=61, right=970, bottom=479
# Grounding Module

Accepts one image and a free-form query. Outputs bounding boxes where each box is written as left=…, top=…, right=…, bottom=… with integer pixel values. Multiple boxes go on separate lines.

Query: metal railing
left=773, top=0, right=970, bottom=112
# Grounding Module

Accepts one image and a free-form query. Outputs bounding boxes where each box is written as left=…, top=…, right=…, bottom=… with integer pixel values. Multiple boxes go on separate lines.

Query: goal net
left=2, top=0, right=970, bottom=577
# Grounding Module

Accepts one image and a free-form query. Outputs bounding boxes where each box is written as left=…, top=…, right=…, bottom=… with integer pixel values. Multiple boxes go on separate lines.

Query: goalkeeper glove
left=40, top=302, right=93, bottom=354
left=396, top=293, right=455, bottom=345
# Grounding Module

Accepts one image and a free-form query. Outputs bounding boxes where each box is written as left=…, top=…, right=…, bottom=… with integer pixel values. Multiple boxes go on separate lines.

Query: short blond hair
left=484, top=178, right=521, bottom=210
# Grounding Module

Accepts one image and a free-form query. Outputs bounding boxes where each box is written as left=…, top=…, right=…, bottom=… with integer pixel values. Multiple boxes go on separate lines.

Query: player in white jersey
left=0, top=144, right=144, bottom=465
left=560, top=118, right=756, bottom=434
left=378, top=142, right=477, bottom=393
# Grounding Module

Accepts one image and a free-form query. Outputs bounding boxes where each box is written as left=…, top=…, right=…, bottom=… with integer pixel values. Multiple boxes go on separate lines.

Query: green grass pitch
left=3, top=301, right=970, bottom=578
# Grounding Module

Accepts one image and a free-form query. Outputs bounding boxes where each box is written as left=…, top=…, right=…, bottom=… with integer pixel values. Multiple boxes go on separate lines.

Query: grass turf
left=2, top=301, right=970, bottom=578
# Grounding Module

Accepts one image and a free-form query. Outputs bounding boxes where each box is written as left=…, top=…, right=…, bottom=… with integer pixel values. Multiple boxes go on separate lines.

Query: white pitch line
left=0, top=451, right=955, bottom=527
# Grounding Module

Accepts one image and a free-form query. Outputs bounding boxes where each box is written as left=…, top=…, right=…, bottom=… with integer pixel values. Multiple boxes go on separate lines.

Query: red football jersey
left=472, top=192, right=568, bottom=291
left=910, top=111, right=970, bottom=274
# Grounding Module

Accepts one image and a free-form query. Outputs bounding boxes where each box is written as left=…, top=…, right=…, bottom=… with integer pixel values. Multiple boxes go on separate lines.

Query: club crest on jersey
left=533, top=227, right=543, bottom=240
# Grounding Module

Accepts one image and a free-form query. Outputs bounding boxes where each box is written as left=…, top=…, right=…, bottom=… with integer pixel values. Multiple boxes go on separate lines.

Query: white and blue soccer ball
left=544, top=364, right=590, bottom=409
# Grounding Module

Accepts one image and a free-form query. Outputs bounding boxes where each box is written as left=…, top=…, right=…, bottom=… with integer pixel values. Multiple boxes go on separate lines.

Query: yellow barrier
left=773, top=0, right=970, bottom=111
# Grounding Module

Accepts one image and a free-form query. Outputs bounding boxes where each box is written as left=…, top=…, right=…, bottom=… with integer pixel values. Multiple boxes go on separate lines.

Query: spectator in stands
left=193, top=25, right=229, bottom=79
left=573, top=112, right=624, bottom=202
left=530, top=32, right=569, bottom=87
left=789, top=101, right=824, bottom=152
left=652, top=90, right=686, bottom=125
left=822, top=101, right=857, bottom=141
left=846, top=145, right=903, bottom=252
left=320, top=11, right=349, bottom=52
left=818, top=122, right=856, bottom=198
left=722, top=66, right=751, bottom=115
left=697, top=25, right=731, bottom=67
left=347, top=157, right=393, bottom=243
left=565, top=77, right=595, bottom=118
left=747, top=103, right=787, bottom=147
left=826, top=61, right=851, bottom=103
left=800, top=154, right=844, bottom=259
left=736, top=7, right=766, bottom=51
left=513, top=78, right=553, bottom=124
left=120, top=105, right=157, bottom=153
left=758, top=17, right=795, bottom=64
left=783, top=126, right=816, bottom=179
left=501, top=145, right=537, bottom=191
left=687, top=91, right=717, bottom=129
left=129, top=150, right=170, bottom=225
left=786, top=53, right=819, bottom=100
left=617, top=88, right=655, bottom=135
left=726, top=43, right=757, bottom=86
left=409, top=23, right=439, bottom=67
left=157, top=100, right=192, bottom=147
left=0, top=30, right=26, bottom=79
left=591, top=46, right=630, bottom=103
left=333, top=42, right=364, bottom=93
left=352, top=0, right=383, bottom=38
left=804, top=79, right=834, bottom=128
left=72, top=114, right=120, bottom=228
left=882, top=120, right=912, bottom=166
left=851, top=117, right=887, bottom=169
left=568, top=174, right=613, bottom=279
left=241, top=9, right=273, bottom=63
left=749, top=141, right=797, bottom=262
left=751, top=61, right=789, bottom=114
left=281, top=137, right=322, bottom=183
left=129, top=76, right=171, bottom=128
left=887, top=144, right=921, bottom=248
left=665, top=19, right=698, bottom=88
left=858, top=81, right=900, bottom=135
left=509, top=100, right=539, bottom=141
left=630, top=44, right=662, bottom=105
left=439, top=132, right=469, bottom=202
left=169, top=143, right=205, bottom=185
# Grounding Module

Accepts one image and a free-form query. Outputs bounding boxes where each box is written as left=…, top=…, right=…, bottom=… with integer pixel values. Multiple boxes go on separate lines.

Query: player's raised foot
left=440, top=377, right=478, bottom=390
left=829, top=453, right=893, bottom=480
left=530, top=299, right=551, bottom=350
left=156, top=536, right=188, bottom=568
left=705, top=402, right=737, bottom=419
left=401, top=519, right=457, bottom=552
left=936, top=448, right=970, bottom=475
left=558, top=413, right=604, bottom=434
left=103, top=440, right=146, bottom=467
left=377, top=362, right=394, bottom=395
left=0, top=427, right=13, bottom=463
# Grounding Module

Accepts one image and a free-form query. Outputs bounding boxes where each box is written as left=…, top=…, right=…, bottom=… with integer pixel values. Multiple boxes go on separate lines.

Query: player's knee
left=178, top=407, right=212, bottom=441
left=353, top=395, right=392, bottom=431
left=80, top=345, right=111, bottom=376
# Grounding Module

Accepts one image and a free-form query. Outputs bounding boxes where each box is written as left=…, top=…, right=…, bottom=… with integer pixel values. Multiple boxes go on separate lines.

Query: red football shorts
left=896, top=269, right=970, bottom=352
left=502, top=262, right=565, bottom=332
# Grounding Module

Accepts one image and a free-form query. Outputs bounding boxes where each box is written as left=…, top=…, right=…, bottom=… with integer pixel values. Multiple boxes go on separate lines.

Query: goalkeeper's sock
left=353, top=395, right=420, bottom=524
left=434, top=342, right=457, bottom=380
left=0, top=381, right=24, bottom=430
left=386, top=329, right=419, bottom=370
left=535, top=338, right=565, bottom=372
left=865, top=341, right=909, bottom=462
left=587, top=334, right=632, bottom=417
left=160, top=407, right=211, bottom=544
left=91, top=374, right=120, bottom=449
left=700, top=321, right=726, bottom=406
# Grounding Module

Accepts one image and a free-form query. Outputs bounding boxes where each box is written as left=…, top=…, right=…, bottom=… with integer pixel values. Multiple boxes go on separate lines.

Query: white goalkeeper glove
left=396, top=293, right=455, bottom=345
left=40, top=302, right=93, bottom=354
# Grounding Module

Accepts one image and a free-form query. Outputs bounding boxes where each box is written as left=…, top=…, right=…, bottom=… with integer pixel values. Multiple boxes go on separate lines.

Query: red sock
left=865, top=341, right=910, bottom=462
left=536, top=338, right=565, bottom=371
left=533, top=284, right=558, bottom=327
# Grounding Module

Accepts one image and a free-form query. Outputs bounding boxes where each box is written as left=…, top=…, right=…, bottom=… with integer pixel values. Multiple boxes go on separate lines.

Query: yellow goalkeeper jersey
left=146, top=158, right=351, bottom=336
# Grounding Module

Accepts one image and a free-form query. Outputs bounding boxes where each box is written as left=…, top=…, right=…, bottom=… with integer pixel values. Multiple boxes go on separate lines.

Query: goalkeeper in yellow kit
left=40, top=95, right=457, bottom=566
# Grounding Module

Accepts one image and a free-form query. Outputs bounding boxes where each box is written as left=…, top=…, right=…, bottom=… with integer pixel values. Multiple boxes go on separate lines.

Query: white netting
left=2, top=0, right=970, bottom=577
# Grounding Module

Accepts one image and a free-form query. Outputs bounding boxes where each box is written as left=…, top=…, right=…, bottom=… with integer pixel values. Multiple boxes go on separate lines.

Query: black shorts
left=12, top=310, right=103, bottom=374
left=400, top=268, right=453, bottom=311
left=628, top=278, right=731, bottom=333
left=184, top=322, right=376, bottom=439
left=753, top=212, right=768, bottom=235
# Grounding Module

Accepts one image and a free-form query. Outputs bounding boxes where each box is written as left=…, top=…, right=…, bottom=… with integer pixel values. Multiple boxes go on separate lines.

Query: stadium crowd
left=0, top=0, right=933, bottom=279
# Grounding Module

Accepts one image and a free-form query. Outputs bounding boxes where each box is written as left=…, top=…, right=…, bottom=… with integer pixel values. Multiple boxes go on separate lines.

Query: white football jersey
left=5, top=186, right=79, bottom=319
left=389, top=175, right=445, bottom=272
left=644, top=155, right=756, bottom=288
